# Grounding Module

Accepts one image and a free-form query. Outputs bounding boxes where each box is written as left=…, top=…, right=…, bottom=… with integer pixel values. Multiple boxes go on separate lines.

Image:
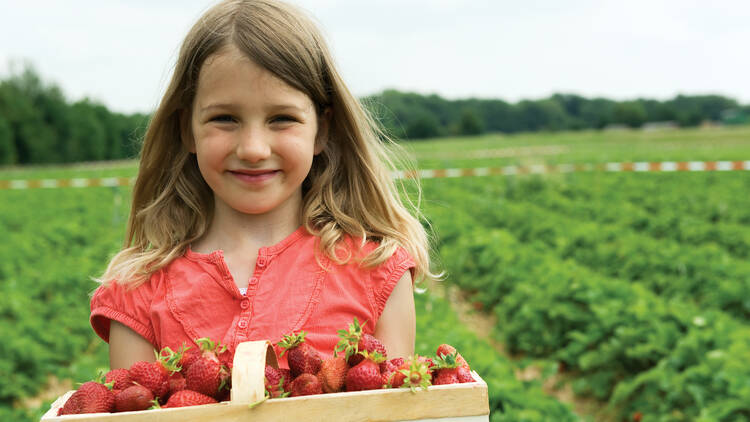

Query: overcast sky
left=1, top=0, right=748, bottom=114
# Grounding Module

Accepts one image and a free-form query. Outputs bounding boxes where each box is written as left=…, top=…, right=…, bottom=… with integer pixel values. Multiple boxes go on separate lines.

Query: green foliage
left=365, top=90, right=744, bottom=140
left=0, top=115, right=14, bottom=164
left=0, top=64, right=147, bottom=165
left=0, top=187, right=125, bottom=419
left=415, top=292, right=578, bottom=421
left=423, top=173, right=750, bottom=420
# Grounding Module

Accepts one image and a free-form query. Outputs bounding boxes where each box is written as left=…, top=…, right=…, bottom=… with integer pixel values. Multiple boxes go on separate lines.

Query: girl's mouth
left=230, top=170, right=279, bottom=184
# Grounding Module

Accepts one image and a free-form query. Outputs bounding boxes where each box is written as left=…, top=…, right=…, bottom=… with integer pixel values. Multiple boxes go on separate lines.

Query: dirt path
left=432, top=283, right=617, bottom=421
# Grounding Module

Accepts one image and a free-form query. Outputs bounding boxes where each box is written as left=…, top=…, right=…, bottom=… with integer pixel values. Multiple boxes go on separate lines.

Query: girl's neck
left=193, top=194, right=303, bottom=255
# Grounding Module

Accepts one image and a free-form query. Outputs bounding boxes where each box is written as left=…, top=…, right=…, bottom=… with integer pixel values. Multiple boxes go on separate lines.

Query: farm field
left=1, top=124, right=750, bottom=421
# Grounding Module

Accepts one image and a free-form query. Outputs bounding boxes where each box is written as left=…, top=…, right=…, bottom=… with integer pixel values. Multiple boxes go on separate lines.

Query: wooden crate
left=41, top=341, right=490, bottom=422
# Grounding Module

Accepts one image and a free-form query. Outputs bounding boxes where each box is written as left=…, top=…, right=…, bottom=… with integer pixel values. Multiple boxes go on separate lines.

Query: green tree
left=613, top=101, right=647, bottom=128
left=66, top=100, right=107, bottom=162
left=459, top=109, right=483, bottom=135
left=0, top=115, right=15, bottom=165
left=406, top=111, right=441, bottom=139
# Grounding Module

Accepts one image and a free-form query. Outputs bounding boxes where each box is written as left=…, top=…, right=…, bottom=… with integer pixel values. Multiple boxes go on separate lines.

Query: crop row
left=503, top=172, right=750, bottom=259
left=425, top=176, right=750, bottom=321
left=423, top=175, right=750, bottom=420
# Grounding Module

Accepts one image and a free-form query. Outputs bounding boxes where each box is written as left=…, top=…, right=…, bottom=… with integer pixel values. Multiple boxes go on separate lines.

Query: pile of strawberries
left=267, top=318, right=474, bottom=398
left=57, top=318, right=475, bottom=415
left=58, top=338, right=232, bottom=415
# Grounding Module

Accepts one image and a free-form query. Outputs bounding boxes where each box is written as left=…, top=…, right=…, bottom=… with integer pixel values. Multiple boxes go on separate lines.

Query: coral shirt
left=90, top=226, right=415, bottom=364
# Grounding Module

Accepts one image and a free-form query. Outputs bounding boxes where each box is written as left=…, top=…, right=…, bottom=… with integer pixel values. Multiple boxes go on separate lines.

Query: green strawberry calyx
left=277, top=331, right=307, bottom=356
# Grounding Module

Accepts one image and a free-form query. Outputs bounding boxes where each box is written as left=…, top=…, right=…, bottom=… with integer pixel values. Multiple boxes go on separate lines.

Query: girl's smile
left=229, top=168, right=280, bottom=185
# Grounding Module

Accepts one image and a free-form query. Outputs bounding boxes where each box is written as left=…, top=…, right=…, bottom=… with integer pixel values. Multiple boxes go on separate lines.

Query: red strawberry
left=433, top=352, right=472, bottom=385
left=389, top=355, right=432, bottom=390
left=163, top=390, right=218, bottom=408
left=179, top=346, right=202, bottom=373
left=58, top=381, right=115, bottom=415
left=129, top=361, right=169, bottom=400
left=290, top=373, right=323, bottom=396
left=264, top=365, right=290, bottom=398
left=278, top=331, right=322, bottom=378
left=335, top=318, right=388, bottom=366
left=185, top=338, right=231, bottom=399
left=317, top=356, right=349, bottom=393
left=104, top=368, right=132, bottom=391
left=129, top=347, right=181, bottom=400
left=168, top=371, right=187, bottom=395
left=114, top=384, right=153, bottom=412
left=436, top=344, right=470, bottom=370
left=379, top=357, right=404, bottom=386
left=218, top=347, right=235, bottom=372
left=279, top=368, right=292, bottom=392
left=345, top=351, right=385, bottom=391
left=457, top=366, right=475, bottom=383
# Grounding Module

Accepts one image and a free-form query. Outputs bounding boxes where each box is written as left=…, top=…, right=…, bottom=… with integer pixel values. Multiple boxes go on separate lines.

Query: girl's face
left=188, top=46, right=326, bottom=219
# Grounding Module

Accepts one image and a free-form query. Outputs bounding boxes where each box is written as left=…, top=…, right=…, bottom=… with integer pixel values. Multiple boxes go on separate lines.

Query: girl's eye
left=271, top=115, right=298, bottom=124
left=210, top=114, right=236, bottom=123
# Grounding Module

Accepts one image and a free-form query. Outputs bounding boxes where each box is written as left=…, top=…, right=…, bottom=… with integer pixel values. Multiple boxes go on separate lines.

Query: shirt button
left=238, top=320, right=248, bottom=329
left=240, top=299, right=250, bottom=310
left=257, top=257, right=266, bottom=268
left=250, top=277, right=259, bottom=285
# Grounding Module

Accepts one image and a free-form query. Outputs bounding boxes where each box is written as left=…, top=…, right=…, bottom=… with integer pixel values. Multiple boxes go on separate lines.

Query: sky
left=1, top=0, right=748, bottom=114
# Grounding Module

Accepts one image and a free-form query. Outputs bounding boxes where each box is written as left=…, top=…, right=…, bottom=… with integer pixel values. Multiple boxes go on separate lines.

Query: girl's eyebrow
left=199, top=102, right=310, bottom=114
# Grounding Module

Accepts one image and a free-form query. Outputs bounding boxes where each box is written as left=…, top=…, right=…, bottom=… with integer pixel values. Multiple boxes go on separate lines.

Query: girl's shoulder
left=333, top=234, right=415, bottom=276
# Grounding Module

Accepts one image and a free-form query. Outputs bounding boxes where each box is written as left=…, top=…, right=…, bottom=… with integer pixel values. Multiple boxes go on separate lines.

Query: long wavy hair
left=98, top=0, right=439, bottom=288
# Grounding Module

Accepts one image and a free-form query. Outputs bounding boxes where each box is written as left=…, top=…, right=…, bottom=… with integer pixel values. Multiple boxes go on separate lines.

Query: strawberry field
left=2, top=125, right=750, bottom=421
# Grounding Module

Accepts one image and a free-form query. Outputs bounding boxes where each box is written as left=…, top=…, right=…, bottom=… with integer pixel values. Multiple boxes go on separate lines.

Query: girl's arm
left=109, top=320, right=157, bottom=369
left=374, top=271, right=415, bottom=359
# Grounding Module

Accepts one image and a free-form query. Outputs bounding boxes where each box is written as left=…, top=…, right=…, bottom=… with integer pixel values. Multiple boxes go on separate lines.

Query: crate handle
left=230, top=340, right=278, bottom=404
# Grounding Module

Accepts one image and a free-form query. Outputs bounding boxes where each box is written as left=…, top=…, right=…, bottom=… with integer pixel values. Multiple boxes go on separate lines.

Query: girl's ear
left=180, top=109, right=196, bottom=153
left=314, top=107, right=331, bottom=155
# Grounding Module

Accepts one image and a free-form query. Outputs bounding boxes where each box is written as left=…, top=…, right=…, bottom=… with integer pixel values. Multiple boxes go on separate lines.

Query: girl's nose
left=235, top=128, right=271, bottom=163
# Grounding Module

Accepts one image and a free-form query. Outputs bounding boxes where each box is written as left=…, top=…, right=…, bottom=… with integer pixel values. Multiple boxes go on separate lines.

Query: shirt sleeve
left=90, top=279, right=157, bottom=347
left=371, top=246, right=416, bottom=320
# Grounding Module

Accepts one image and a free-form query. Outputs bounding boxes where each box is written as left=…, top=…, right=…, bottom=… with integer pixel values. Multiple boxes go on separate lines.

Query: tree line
left=365, top=90, right=749, bottom=140
left=1, top=65, right=749, bottom=165
left=0, top=66, right=148, bottom=165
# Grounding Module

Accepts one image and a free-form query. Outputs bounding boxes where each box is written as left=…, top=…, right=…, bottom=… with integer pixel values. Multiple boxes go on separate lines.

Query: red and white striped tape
left=0, top=177, right=135, bottom=190
left=2, top=160, right=750, bottom=189
left=394, top=160, right=750, bottom=179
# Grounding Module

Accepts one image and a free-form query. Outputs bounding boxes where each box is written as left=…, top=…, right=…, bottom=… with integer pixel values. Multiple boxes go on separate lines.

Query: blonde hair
left=99, top=0, right=439, bottom=288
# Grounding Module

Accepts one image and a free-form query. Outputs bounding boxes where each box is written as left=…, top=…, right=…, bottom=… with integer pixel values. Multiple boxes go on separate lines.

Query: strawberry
left=278, top=331, right=322, bottom=378
left=178, top=345, right=202, bottom=373
left=185, top=338, right=231, bottom=399
left=58, top=381, right=115, bottom=415
left=114, top=384, right=153, bottom=412
left=379, top=357, right=404, bottom=386
left=129, top=348, right=180, bottom=400
left=335, top=318, right=387, bottom=366
left=436, top=344, right=470, bottom=370
left=163, top=390, right=218, bottom=408
left=432, top=352, right=473, bottom=385
left=168, top=371, right=187, bottom=395
left=389, top=355, right=432, bottom=390
left=104, top=368, right=132, bottom=391
left=218, top=346, right=235, bottom=372
left=345, top=351, right=386, bottom=391
left=290, top=373, right=323, bottom=396
left=264, top=365, right=290, bottom=398
left=317, top=356, right=349, bottom=393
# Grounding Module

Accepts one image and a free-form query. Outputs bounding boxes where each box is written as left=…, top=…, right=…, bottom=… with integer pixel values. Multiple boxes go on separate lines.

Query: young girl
left=90, top=0, right=437, bottom=370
